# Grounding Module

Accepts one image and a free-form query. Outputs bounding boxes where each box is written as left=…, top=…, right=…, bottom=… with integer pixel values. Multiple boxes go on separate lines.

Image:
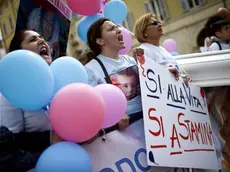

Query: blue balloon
left=170, top=52, right=180, bottom=56
left=104, top=0, right=128, bottom=24
left=0, top=50, right=54, bottom=110
left=36, top=142, right=92, bottom=172
left=77, top=14, right=103, bottom=43
left=50, top=56, right=88, bottom=94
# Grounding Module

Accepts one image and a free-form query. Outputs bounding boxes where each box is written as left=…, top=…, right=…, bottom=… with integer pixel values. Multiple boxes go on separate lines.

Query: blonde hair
left=134, top=13, right=157, bottom=43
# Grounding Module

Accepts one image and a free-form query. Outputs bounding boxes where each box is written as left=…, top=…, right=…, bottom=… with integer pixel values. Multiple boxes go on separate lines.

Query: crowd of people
left=202, top=7, right=230, bottom=52
left=0, top=6, right=229, bottom=172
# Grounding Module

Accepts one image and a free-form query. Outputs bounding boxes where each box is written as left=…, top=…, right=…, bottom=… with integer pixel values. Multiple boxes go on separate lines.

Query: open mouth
left=118, top=35, right=124, bottom=42
left=39, top=46, right=49, bottom=57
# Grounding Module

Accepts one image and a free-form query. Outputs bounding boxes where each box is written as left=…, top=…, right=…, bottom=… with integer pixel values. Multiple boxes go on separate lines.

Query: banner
left=15, top=0, right=71, bottom=61
left=83, top=120, right=204, bottom=172
left=137, top=54, right=218, bottom=170
left=82, top=58, right=219, bottom=171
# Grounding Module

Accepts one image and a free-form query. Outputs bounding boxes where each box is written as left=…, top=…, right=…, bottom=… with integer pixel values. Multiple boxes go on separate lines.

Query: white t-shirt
left=85, top=54, right=142, bottom=115
left=0, top=93, right=51, bottom=133
left=138, top=43, right=178, bottom=68
left=208, top=37, right=230, bottom=52
left=208, top=42, right=230, bottom=51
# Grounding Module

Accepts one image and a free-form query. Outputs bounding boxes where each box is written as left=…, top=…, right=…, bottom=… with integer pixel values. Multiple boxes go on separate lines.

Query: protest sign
left=82, top=55, right=218, bottom=171
left=15, top=0, right=71, bottom=60
left=137, top=54, right=218, bottom=170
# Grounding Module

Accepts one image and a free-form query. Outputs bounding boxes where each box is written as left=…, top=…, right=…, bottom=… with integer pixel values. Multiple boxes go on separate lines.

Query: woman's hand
left=182, top=75, right=192, bottom=87
left=118, top=115, right=130, bottom=130
left=168, top=65, right=179, bottom=80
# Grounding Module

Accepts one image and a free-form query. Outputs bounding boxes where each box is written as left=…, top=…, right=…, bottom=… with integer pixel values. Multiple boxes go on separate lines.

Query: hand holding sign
left=134, top=48, right=146, bottom=77
left=137, top=56, right=218, bottom=169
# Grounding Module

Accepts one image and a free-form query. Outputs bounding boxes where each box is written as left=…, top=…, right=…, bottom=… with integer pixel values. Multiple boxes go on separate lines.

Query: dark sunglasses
left=148, top=20, right=161, bottom=26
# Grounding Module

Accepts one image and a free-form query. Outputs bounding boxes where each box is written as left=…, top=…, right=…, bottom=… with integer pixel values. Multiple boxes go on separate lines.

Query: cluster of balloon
left=0, top=0, right=131, bottom=171
left=76, top=0, right=132, bottom=54
left=0, top=50, right=54, bottom=110
left=162, top=39, right=180, bottom=56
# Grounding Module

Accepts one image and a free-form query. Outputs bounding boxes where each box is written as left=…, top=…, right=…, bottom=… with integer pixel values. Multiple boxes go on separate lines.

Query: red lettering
left=148, top=108, right=161, bottom=136
left=178, top=113, right=189, bottom=140
left=160, top=116, right=165, bottom=137
left=202, top=123, right=208, bottom=144
left=184, top=120, right=191, bottom=142
left=171, top=124, right=181, bottom=148
left=207, top=123, right=213, bottom=145
left=194, top=122, right=203, bottom=144
left=190, top=121, right=196, bottom=142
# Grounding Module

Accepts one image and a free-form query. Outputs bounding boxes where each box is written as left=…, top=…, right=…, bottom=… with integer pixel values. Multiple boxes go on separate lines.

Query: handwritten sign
left=83, top=120, right=207, bottom=172
left=137, top=55, right=218, bottom=170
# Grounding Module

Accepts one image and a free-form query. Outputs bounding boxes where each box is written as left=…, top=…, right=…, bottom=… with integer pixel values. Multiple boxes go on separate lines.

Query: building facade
left=0, top=0, right=19, bottom=51
left=123, top=0, right=230, bottom=54
left=1, top=0, right=230, bottom=57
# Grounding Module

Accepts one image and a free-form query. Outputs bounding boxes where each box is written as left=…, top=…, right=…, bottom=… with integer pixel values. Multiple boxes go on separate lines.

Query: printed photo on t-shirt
left=109, top=66, right=140, bottom=100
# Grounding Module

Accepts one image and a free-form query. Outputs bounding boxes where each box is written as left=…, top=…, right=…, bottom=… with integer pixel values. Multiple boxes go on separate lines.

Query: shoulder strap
left=213, top=41, right=222, bottom=50
left=94, top=57, right=112, bottom=84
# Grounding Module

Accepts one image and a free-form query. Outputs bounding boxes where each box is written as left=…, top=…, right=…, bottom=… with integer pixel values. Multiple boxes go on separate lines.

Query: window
left=0, top=30, right=2, bottom=41
left=2, top=23, right=7, bottom=38
left=144, top=0, right=168, bottom=21
left=180, top=0, right=205, bottom=12
left=5, top=1, right=8, bottom=9
left=8, top=16, right=14, bottom=31
left=122, top=12, right=134, bottom=31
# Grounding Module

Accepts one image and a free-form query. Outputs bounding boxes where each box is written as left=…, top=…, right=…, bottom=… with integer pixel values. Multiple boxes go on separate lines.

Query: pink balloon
left=50, top=83, right=105, bottom=142
left=95, top=84, right=127, bottom=128
left=119, top=27, right=133, bottom=55
left=162, top=39, right=177, bottom=53
left=66, top=0, right=101, bottom=16
left=99, top=0, right=106, bottom=14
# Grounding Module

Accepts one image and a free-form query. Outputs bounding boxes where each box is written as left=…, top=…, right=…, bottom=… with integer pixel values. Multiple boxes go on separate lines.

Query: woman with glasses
left=134, top=13, right=181, bottom=80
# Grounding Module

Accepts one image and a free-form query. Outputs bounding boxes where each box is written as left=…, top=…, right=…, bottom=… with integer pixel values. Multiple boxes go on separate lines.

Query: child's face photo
left=110, top=66, right=140, bottom=101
